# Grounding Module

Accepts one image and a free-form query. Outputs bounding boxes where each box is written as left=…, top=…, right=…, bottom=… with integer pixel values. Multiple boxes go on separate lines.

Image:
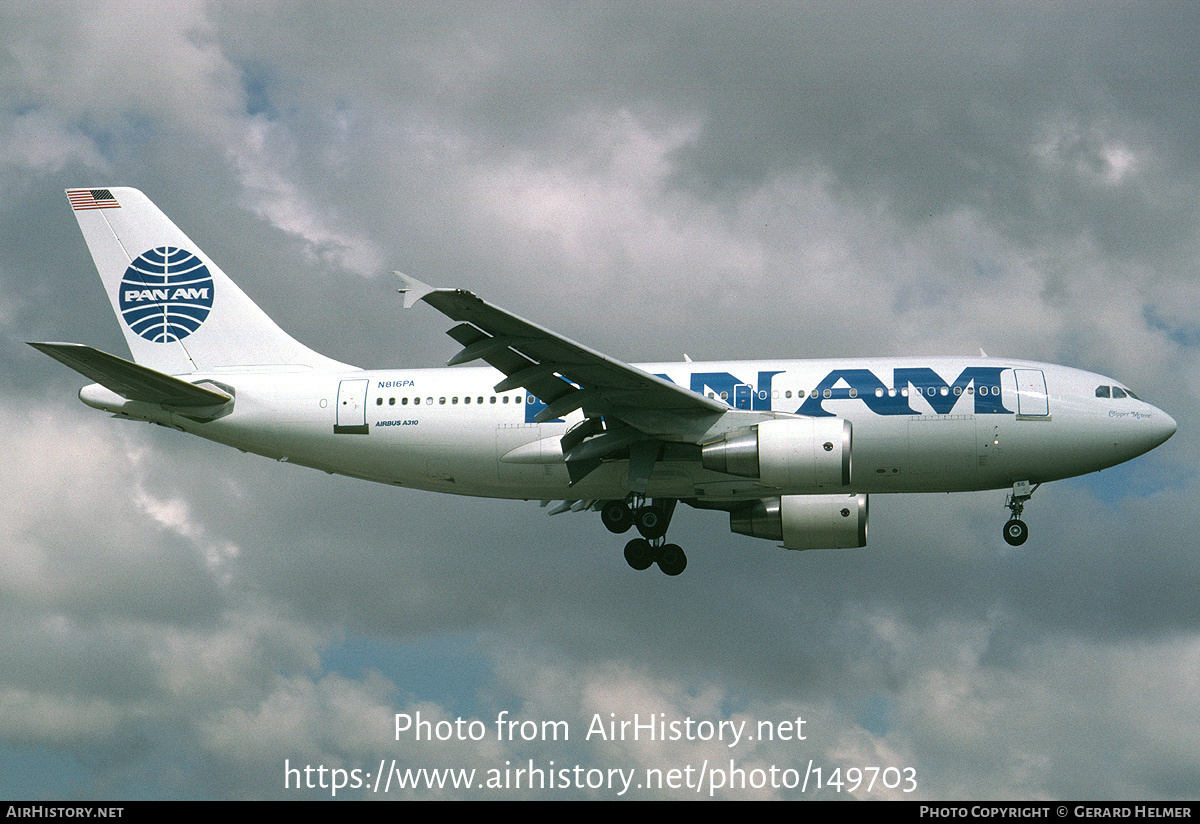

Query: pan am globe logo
left=119, top=246, right=215, bottom=343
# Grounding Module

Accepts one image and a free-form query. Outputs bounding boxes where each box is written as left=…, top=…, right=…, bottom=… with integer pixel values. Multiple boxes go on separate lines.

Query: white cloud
left=229, top=116, right=384, bottom=275
left=0, top=110, right=108, bottom=175
left=1033, top=115, right=1147, bottom=188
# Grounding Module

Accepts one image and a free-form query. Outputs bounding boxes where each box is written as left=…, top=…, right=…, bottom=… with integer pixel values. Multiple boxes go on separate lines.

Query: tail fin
left=67, top=187, right=351, bottom=374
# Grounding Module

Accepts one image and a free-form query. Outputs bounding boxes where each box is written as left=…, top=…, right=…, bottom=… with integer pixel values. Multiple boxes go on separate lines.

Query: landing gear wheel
left=635, top=506, right=669, bottom=540
left=1003, top=519, right=1029, bottom=546
left=601, top=500, right=634, bottom=534
left=624, top=538, right=654, bottom=571
left=1002, top=481, right=1038, bottom=547
left=656, top=543, right=687, bottom=576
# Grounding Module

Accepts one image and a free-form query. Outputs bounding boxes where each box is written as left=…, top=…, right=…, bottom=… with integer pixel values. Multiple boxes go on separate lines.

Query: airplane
left=32, top=187, right=1177, bottom=576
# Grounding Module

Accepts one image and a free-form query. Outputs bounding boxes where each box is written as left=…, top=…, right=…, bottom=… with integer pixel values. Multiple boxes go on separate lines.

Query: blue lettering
left=799, top=366, right=1014, bottom=416
left=686, top=370, right=780, bottom=409
left=797, top=369, right=911, bottom=416
left=894, top=366, right=1011, bottom=415
left=689, top=372, right=744, bottom=405
left=520, top=365, right=1013, bottom=421
left=526, top=394, right=558, bottom=423
left=755, top=371, right=783, bottom=410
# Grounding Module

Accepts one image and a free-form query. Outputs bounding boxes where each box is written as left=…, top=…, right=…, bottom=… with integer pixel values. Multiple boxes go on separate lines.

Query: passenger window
left=376, top=397, right=383, bottom=405
left=389, top=397, right=396, bottom=405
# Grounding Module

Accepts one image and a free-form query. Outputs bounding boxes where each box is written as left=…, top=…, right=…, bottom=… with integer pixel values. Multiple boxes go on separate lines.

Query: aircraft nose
left=1147, top=407, right=1177, bottom=450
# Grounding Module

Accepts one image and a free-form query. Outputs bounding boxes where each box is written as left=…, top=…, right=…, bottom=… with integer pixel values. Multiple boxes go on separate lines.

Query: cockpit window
left=1097, top=384, right=1141, bottom=400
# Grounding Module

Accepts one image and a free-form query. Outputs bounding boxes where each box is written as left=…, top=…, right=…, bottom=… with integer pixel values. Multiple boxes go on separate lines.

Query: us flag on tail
left=67, top=189, right=121, bottom=210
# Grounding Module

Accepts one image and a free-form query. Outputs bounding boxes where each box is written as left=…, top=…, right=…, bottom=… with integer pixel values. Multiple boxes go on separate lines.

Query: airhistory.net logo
left=118, top=246, right=214, bottom=343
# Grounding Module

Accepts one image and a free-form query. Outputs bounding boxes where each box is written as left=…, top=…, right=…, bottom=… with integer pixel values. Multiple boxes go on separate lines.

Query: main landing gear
left=601, top=497, right=686, bottom=575
left=1002, top=480, right=1040, bottom=546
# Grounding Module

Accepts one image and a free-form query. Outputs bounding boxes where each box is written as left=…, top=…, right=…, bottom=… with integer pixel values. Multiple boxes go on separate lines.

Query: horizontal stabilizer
left=28, top=342, right=231, bottom=407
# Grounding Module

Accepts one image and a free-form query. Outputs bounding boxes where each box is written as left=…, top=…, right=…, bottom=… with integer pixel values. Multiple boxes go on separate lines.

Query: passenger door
left=1014, top=369, right=1050, bottom=418
left=334, top=378, right=369, bottom=434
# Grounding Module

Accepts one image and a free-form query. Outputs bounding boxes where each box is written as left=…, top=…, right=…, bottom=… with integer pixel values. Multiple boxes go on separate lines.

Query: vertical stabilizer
left=67, top=187, right=352, bottom=374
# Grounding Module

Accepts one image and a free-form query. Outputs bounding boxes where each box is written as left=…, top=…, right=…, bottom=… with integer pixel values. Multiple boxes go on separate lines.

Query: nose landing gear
left=1002, top=481, right=1040, bottom=546
left=604, top=497, right=686, bottom=575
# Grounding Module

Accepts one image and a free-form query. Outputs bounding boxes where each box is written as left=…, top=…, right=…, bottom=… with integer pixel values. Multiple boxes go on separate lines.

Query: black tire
left=624, top=538, right=654, bottom=571
left=601, top=500, right=634, bottom=534
left=656, top=543, right=687, bottom=576
left=635, top=506, right=668, bottom=539
left=1003, top=519, right=1029, bottom=546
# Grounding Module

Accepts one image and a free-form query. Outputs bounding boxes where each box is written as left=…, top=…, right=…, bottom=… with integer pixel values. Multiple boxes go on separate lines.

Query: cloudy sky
left=2, top=1, right=1197, bottom=800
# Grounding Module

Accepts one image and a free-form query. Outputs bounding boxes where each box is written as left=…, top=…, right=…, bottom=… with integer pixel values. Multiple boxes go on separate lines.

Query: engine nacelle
left=701, top=417, right=852, bottom=489
left=730, top=494, right=868, bottom=550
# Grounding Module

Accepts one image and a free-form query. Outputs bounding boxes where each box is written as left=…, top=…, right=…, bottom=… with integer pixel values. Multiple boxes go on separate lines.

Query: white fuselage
left=80, top=356, right=1177, bottom=503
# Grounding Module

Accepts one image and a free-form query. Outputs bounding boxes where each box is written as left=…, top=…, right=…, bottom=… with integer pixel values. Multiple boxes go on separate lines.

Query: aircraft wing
left=29, top=341, right=232, bottom=412
left=397, top=273, right=727, bottom=427
left=397, top=274, right=732, bottom=486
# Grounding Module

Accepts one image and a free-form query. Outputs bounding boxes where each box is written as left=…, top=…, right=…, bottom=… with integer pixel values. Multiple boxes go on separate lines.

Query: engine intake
left=731, top=494, right=868, bottom=550
left=701, top=417, right=851, bottom=489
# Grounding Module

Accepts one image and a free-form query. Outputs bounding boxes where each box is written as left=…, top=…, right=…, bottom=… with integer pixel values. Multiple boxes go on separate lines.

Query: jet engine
left=730, top=494, right=868, bottom=550
left=701, top=417, right=851, bottom=489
